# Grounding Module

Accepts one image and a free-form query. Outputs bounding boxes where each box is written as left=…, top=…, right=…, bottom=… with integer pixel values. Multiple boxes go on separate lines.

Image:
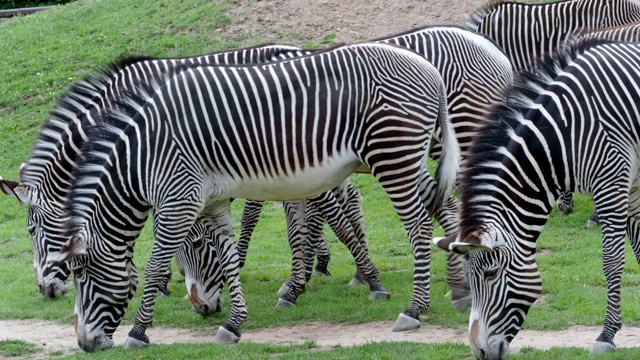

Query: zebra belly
left=215, top=154, right=362, bottom=201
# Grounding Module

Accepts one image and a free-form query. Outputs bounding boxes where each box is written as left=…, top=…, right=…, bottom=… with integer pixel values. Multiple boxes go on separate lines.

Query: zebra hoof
left=348, top=272, right=368, bottom=286
left=392, top=312, right=421, bottom=332
left=314, top=265, right=331, bottom=276
left=213, top=326, right=240, bottom=344
left=276, top=281, right=291, bottom=296
left=275, top=297, right=297, bottom=308
left=586, top=213, right=600, bottom=228
left=123, top=336, right=149, bottom=350
left=591, top=341, right=616, bottom=354
left=157, top=286, right=171, bottom=297
left=369, top=289, right=391, bottom=301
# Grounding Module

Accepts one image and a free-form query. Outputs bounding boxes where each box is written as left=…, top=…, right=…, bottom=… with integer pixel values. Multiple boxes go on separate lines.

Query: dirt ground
left=224, top=0, right=490, bottom=46
left=4, top=0, right=639, bottom=359
left=1, top=318, right=640, bottom=359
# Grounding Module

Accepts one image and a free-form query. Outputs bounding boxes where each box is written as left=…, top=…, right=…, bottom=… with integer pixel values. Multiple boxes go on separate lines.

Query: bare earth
left=1, top=318, right=640, bottom=359
left=3, top=0, right=639, bottom=359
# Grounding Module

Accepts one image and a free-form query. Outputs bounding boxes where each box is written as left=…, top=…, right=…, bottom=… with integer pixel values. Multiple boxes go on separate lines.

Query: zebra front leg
left=207, top=205, right=247, bottom=344
left=125, top=209, right=203, bottom=350
left=590, top=195, right=628, bottom=354
left=275, top=200, right=308, bottom=308
left=308, top=191, right=390, bottom=300
left=238, top=200, right=265, bottom=267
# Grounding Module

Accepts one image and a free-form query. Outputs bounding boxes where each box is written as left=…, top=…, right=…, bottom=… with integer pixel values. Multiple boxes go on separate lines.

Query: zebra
left=178, top=218, right=226, bottom=316
left=0, top=43, right=308, bottom=299
left=47, top=42, right=460, bottom=351
left=558, top=21, right=640, bottom=226
left=465, top=0, right=640, bottom=221
left=434, top=39, right=640, bottom=359
left=231, top=25, right=514, bottom=309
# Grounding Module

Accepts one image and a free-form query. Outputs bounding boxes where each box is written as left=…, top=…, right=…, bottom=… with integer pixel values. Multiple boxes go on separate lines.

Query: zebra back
left=465, top=0, right=640, bottom=71
left=372, top=25, right=513, bottom=161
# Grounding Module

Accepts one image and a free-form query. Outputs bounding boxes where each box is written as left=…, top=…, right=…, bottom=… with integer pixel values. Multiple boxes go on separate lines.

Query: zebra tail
left=429, top=85, right=460, bottom=216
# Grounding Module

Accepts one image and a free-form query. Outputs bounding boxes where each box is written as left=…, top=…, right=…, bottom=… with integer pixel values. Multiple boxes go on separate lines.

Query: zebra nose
left=477, top=349, right=486, bottom=360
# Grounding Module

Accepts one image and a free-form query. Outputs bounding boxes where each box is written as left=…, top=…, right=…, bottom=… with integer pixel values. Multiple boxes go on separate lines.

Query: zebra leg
left=590, top=193, right=628, bottom=354
left=587, top=209, right=601, bottom=228
left=238, top=200, right=265, bottom=267
left=307, top=191, right=390, bottom=300
left=314, top=234, right=332, bottom=276
left=304, top=200, right=331, bottom=277
left=333, top=180, right=370, bottom=286
left=366, top=160, right=433, bottom=331
left=556, top=191, right=575, bottom=214
left=627, top=188, right=640, bottom=265
left=275, top=200, right=308, bottom=308
left=125, top=210, right=203, bottom=350
left=208, top=204, right=247, bottom=344
left=417, top=171, right=469, bottom=312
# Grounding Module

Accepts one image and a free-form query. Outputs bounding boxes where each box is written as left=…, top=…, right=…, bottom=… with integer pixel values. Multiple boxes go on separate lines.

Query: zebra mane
left=20, top=55, right=157, bottom=185
left=464, top=0, right=575, bottom=31
left=64, top=64, right=186, bottom=222
left=459, top=36, right=617, bottom=231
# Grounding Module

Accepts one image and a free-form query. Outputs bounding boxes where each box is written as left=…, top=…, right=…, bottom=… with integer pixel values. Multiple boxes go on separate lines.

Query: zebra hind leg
left=419, top=172, right=470, bottom=312
left=305, top=200, right=331, bottom=277
left=308, top=190, right=390, bottom=300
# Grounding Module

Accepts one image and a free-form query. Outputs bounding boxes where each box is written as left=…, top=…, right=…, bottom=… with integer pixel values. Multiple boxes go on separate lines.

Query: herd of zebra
left=2, top=0, right=640, bottom=359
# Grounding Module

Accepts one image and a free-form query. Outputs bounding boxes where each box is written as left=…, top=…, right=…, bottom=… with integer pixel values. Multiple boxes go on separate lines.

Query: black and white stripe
left=0, top=44, right=307, bottom=299
left=435, top=39, right=640, bottom=359
left=53, top=42, right=459, bottom=351
left=235, top=26, right=512, bottom=311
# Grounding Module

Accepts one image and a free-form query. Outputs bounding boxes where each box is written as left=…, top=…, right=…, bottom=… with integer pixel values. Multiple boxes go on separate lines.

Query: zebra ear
left=434, top=227, right=503, bottom=254
left=47, top=235, right=87, bottom=264
left=457, top=226, right=503, bottom=252
left=0, top=178, right=33, bottom=203
left=433, top=234, right=460, bottom=253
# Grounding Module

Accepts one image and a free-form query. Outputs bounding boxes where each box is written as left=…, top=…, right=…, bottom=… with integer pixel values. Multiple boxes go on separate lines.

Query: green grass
left=0, top=340, right=40, bottom=358
left=0, top=1, right=639, bottom=360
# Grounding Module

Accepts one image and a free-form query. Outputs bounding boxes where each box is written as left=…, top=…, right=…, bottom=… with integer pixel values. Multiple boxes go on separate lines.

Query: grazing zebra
left=178, top=218, right=225, bottom=316
left=0, top=43, right=308, bottom=299
left=435, top=39, right=640, bottom=358
left=558, top=21, right=640, bottom=226
left=466, top=0, right=640, bottom=71
left=466, top=0, right=640, bottom=221
left=233, top=25, right=513, bottom=309
left=48, top=42, right=460, bottom=351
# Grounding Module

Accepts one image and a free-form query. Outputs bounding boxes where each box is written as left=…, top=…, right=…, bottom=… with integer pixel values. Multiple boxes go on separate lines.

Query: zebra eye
left=483, top=267, right=499, bottom=279
left=26, top=225, right=36, bottom=236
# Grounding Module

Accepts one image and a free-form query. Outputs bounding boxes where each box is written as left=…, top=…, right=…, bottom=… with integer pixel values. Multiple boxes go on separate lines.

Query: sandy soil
left=224, top=0, right=489, bottom=46
left=1, top=318, right=639, bottom=359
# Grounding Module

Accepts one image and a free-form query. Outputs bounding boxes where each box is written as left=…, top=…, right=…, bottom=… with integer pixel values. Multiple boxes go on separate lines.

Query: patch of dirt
left=224, top=0, right=489, bottom=46
left=1, top=319, right=640, bottom=359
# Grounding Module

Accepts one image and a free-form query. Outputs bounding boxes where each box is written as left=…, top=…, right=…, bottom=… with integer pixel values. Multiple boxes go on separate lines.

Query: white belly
left=211, top=152, right=362, bottom=201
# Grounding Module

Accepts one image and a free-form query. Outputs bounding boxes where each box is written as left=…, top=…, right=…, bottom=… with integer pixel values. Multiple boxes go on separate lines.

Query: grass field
left=0, top=0, right=639, bottom=359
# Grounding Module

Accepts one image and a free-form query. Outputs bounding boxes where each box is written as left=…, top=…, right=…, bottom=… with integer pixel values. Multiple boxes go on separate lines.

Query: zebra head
left=0, top=177, right=70, bottom=298
left=179, top=219, right=225, bottom=316
left=48, top=226, right=138, bottom=352
left=434, top=229, right=542, bottom=360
